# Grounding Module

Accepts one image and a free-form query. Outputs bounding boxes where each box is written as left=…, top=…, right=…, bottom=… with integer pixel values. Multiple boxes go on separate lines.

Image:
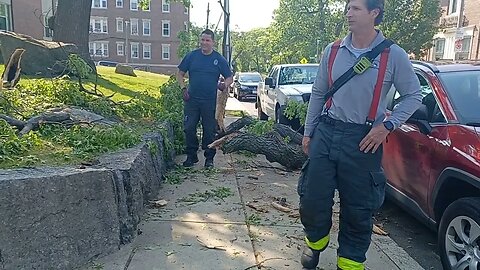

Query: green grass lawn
left=84, top=66, right=170, bottom=101
left=0, top=64, right=174, bottom=169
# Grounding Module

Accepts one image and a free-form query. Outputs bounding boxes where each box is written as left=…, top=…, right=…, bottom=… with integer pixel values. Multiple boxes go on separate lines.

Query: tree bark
left=222, top=131, right=307, bottom=170
left=53, top=0, right=94, bottom=68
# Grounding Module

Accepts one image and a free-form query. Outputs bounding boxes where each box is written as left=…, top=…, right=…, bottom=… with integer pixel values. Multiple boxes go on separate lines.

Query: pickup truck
left=256, top=63, right=319, bottom=129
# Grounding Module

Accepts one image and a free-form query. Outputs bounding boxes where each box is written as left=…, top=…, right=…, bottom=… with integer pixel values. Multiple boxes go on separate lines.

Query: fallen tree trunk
left=222, top=131, right=307, bottom=169
left=210, top=117, right=307, bottom=170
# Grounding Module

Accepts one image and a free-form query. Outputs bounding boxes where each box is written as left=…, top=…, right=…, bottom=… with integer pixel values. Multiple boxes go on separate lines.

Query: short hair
left=201, top=29, right=215, bottom=41
left=366, top=0, right=384, bottom=26
left=349, top=0, right=385, bottom=26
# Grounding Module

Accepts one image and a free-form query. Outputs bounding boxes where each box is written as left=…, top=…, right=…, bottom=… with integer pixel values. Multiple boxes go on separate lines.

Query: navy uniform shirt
left=178, top=49, right=232, bottom=101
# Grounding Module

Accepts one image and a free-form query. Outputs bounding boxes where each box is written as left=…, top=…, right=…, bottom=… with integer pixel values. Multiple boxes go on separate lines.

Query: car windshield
left=438, top=71, right=480, bottom=124
left=239, top=74, right=262, bottom=83
left=278, top=65, right=318, bottom=85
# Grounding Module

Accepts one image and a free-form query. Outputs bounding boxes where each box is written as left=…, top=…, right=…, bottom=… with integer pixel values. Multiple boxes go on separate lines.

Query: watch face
left=384, top=121, right=394, bottom=131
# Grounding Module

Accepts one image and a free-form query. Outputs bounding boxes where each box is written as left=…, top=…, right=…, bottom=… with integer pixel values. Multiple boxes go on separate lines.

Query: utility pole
left=221, top=0, right=231, bottom=67
left=206, top=3, right=210, bottom=29
left=455, top=0, right=465, bottom=61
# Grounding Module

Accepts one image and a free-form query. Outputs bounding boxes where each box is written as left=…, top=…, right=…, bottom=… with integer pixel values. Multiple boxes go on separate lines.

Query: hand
left=359, top=124, right=390, bottom=153
left=182, top=88, right=190, bottom=101
left=302, top=136, right=311, bottom=156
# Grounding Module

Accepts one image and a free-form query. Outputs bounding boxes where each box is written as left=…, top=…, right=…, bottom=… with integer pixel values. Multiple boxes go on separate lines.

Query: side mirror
left=265, top=77, right=274, bottom=88
left=234, top=79, right=238, bottom=83
left=406, top=104, right=432, bottom=135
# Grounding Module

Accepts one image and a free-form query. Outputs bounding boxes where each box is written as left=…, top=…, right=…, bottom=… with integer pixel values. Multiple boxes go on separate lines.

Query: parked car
left=256, top=64, right=318, bottom=130
left=382, top=60, right=480, bottom=270
left=232, top=72, right=263, bottom=101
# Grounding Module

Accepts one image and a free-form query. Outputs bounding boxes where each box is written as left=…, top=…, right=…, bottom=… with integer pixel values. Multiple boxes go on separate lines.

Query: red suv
left=382, top=61, right=480, bottom=270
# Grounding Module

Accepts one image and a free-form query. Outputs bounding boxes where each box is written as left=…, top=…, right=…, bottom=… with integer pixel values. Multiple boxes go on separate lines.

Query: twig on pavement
left=196, top=237, right=226, bottom=251
left=243, top=257, right=286, bottom=270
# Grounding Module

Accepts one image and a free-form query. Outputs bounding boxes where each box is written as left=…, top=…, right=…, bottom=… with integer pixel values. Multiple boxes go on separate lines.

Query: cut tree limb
left=221, top=131, right=307, bottom=169
left=1, top=48, right=25, bottom=89
left=19, top=112, right=71, bottom=136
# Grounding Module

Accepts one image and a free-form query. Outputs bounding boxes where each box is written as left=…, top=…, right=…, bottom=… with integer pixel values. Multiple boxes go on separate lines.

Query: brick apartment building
left=89, top=0, right=189, bottom=74
left=427, top=0, right=480, bottom=61
left=4, top=0, right=189, bottom=75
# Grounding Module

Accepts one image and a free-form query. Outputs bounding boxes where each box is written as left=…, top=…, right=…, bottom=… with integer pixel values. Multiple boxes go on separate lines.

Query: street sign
left=300, top=57, right=308, bottom=64
left=455, top=29, right=465, bottom=40
left=454, top=39, right=463, bottom=52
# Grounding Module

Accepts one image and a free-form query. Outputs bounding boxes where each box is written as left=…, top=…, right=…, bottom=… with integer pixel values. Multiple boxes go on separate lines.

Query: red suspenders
left=326, top=40, right=391, bottom=125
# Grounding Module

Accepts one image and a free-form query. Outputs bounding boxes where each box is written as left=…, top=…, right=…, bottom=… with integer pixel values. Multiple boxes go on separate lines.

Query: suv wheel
left=275, top=106, right=289, bottom=125
left=438, top=197, right=480, bottom=270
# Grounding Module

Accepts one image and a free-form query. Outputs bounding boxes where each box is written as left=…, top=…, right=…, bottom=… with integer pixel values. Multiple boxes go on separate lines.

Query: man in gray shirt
left=298, top=0, right=422, bottom=269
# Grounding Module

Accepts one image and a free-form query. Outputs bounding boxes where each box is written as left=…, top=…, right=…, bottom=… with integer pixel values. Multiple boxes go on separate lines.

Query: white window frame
left=89, top=41, right=109, bottom=57
left=142, top=19, right=151, bottom=36
left=0, top=3, right=13, bottom=31
left=116, top=18, right=124, bottom=32
left=92, top=0, right=107, bottom=9
left=130, top=18, right=139, bottom=35
left=143, top=43, right=152, bottom=59
left=117, top=42, right=125, bottom=56
left=448, top=0, right=459, bottom=15
left=116, top=0, right=123, bottom=8
left=162, top=20, right=170, bottom=37
left=131, top=42, right=139, bottom=58
left=184, top=6, right=189, bottom=14
left=162, top=0, right=170, bottom=13
left=162, top=44, right=170, bottom=60
left=130, top=0, right=138, bottom=11
left=90, top=17, right=108, bottom=34
left=184, top=22, right=188, bottom=31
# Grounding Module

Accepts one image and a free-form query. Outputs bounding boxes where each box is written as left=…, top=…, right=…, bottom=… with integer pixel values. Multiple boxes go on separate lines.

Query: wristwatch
left=383, top=121, right=394, bottom=132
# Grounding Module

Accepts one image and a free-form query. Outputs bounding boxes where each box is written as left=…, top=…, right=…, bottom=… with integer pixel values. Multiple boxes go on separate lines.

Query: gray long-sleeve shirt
left=304, top=31, right=422, bottom=137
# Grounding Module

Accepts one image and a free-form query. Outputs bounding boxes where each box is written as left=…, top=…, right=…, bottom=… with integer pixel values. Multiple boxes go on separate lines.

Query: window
left=116, top=0, right=123, bottom=8
left=117, top=42, right=124, bottom=56
left=457, top=36, right=472, bottom=60
left=448, top=0, right=458, bottom=14
left=0, top=3, right=13, bottom=31
left=131, top=42, right=139, bottom=58
left=162, top=44, right=170, bottom=60
left=92, top=0, right=107, bottom=8
left=143, top=19, right=151, bottom=36
left=143, top=43, right=151, bottom=59
left=184, top=6, right=189, bottom=14
left=130, top=0, right=138, bottom=10
left=116, top=18, right=124, bottom=32
left=130, top=18, right=139, bottom=35
left=434, top=38, right=445, bottom=60
left=89, top=41, right=109, bottom=57
left=162, top=0, right=170, bottom=12
left=44, top=16, right=54, bottom=38
left=162, top=20, right=170, bottom=37
left=90, top=17, right=108, bottom=33
left=184, top=22, right=188, bottom=31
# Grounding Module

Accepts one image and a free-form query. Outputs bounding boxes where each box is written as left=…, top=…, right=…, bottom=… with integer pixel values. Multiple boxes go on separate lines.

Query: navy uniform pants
left=183, top=98, right=216, bottom=160
left=298, top=115, right=386, bottom=265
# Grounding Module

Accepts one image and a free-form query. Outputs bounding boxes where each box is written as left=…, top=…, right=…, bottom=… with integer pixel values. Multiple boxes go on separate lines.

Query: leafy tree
left=380, top=0, right=441, bottom=58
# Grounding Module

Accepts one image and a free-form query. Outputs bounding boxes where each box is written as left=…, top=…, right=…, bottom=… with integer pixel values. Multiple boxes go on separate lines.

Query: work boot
left=182, top=155, right=199, bottom=167
left=301, top=245, right=321, bottom=269
left=204, top=158, right=214, bottom=168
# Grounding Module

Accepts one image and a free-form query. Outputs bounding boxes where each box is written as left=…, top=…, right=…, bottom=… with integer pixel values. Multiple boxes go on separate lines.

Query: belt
left=319, top=115, right=371, bottom=131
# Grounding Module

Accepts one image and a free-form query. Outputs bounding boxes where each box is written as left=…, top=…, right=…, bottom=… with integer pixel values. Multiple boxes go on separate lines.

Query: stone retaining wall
left=0, top=126, right=175, bottom=270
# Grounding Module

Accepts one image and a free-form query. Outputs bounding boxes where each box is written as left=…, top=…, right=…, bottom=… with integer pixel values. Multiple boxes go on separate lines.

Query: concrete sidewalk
left=83, top=151, right=424, bottom=270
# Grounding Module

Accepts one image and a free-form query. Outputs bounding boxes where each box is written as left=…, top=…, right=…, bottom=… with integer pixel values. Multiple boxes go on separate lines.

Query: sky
left=189, top=0, right=280, bottom=32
